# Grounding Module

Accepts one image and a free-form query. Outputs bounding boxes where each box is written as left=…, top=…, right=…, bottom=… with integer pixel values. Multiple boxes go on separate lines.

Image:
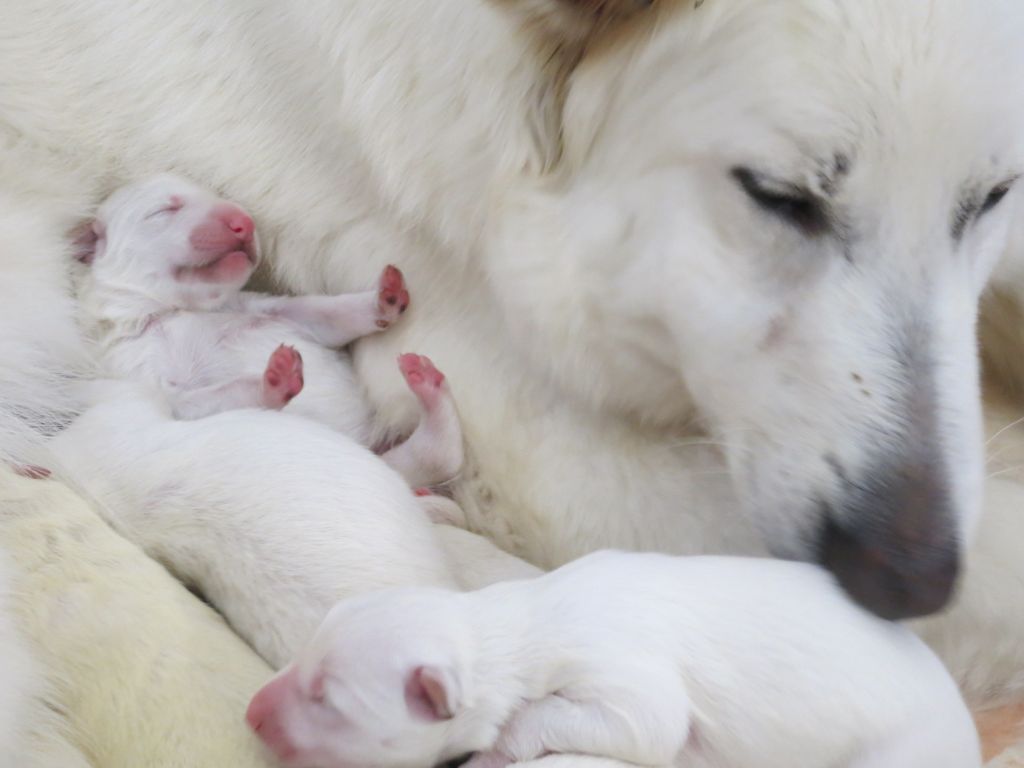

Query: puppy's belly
left=223, top=320, right=375, bottom=443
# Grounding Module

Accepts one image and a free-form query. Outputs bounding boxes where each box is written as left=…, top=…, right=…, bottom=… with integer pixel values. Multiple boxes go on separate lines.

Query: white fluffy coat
left=251, top=553, right=980, bottom=768
left=3, top=0, right=1024, bottom=754
left=49, top=382, right=458, bottom=668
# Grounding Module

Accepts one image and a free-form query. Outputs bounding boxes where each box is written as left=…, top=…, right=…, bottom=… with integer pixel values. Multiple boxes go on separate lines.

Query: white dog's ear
left=496, top=0, right=654, bottom=44
left=69, top=219, right=106, bottom=265
left=403, top=665, right=465, bottom=722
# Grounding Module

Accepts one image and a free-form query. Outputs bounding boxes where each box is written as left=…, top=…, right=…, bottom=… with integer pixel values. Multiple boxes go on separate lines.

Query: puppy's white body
left=253, top=552, right=980, bottom=768
left=102, top=297, right=372, bottom=438
left=77, top=175, right=409, bottom=442
left=80, top=175, right=464, bottom=485
left=49, top=382, right=457, bottom=668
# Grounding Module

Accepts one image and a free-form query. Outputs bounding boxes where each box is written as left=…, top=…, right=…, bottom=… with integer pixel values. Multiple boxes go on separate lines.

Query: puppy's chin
left=174, top=250, right=254, bottom=285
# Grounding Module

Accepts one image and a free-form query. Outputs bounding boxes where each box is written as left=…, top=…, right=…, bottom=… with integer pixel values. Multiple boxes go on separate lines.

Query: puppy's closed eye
left=146, top=195, right=185, bottom=220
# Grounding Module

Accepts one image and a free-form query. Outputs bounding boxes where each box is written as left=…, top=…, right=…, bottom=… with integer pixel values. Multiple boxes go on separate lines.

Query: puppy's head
left=247, top=588, right=472, bottom=768
left=75, top=173, right=260, bottom=312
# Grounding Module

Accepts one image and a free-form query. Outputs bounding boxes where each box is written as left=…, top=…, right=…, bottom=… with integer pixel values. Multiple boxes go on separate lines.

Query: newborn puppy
left=248, top=552, right=980, bottom=768
left=48, top=379, right=461, bottom=669
left=74, top=174, right=462, bottom=488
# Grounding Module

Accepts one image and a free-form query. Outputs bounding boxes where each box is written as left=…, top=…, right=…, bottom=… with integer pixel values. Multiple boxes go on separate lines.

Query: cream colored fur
left=0, top=467, right=279, bottom=768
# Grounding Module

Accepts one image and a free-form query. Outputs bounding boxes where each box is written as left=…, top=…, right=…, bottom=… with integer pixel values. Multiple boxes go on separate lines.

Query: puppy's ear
left=403, top=665, right=465, bottom=722
left=496, top=0, right=654, bottom=44
left=250, top=229, right=263, bottom=266
left=69, top=219, right=106, bottom=265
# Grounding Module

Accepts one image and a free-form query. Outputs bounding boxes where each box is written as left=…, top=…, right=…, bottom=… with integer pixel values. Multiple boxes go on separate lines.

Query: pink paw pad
left=263, top=344, right=304, bottom=409
left=376, top=265, right=410, bottom=329
left=12, top=464, right=51, bottom=480
left=397, top=353, right=446, bottom=409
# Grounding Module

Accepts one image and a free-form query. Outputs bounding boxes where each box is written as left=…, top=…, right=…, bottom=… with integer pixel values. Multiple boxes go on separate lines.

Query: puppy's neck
left=77, top=274, right=180, bottom=341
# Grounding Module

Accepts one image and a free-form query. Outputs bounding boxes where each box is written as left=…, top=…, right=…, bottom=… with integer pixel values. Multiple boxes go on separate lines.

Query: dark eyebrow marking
left=816, top=153, right=852, bottom=198
left=951, top=199, right=976, bottom=241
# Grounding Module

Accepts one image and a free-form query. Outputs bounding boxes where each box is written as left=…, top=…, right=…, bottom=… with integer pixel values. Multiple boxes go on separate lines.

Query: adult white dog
left=3, top=0, right=1024, bottom=753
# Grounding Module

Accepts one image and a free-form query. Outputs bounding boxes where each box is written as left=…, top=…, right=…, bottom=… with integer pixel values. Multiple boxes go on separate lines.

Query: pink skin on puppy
left=178, top=201, right=256, bottom=284
left=245, top=606, right=460, bottom=768
left=247, top=667, right=304, bottom=763
left=74, top=174, right=462, bottom=491
left=262, top=345, right=305, bottom=409
left=383, top=354, right=464, bottom=491
left=10, top=464, right=51, bottom=480
left=73, top=173, right=261, bottom=312
left=377, top=265, right=411, bottom=328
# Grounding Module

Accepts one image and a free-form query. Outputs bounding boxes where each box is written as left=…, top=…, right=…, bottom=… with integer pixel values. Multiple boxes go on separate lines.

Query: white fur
left=0, top=465, right=278, bottom=767
left=48, top=380, right=459, bottom=668
left=0, top=547, right=90, bottom=768
left=0, top=551, right=34, bottom=765
left=80, top=173, right=463, bottom=487
left=5, top=0, right=1024, bottom=747
left=0, top=140, right=100, bottom=768
left=252, top=552, right=980, bottom=768
left=0, top=138, right=96, bottom=463
left=79, top=173, right=375, bottom=442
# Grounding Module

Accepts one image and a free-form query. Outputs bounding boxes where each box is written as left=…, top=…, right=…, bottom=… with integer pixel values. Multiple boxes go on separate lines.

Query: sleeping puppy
left=248, top=551, right=980, bottom=768
left=48, top=379, right=461, bottom=669
left=48, top=376, right=538, bottom=670
left=74, top=173, right=462, bottom=489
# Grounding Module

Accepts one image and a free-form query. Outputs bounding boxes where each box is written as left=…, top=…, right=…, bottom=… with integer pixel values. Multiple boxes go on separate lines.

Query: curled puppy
left=248, top=552, right=980, bottom=768
left=75, top=173, right=462, bottom=489
left=49, top=379, right=461, bottom=669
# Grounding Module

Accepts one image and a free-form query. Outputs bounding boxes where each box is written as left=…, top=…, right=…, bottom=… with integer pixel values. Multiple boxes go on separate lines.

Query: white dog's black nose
left=817, top=514, right=959, bottom=620
left=815, top=429, right=963, bottom=620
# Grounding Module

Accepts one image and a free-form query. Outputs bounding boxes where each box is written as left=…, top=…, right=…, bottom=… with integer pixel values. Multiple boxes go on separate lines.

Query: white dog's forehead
left=570, top=0, right=1024, bottom=186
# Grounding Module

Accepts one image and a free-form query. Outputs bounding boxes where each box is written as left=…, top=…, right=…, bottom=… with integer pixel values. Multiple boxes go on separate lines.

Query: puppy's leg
left=469, top=668, right=690, bottom=768
left=171, top=345, right=304, bottom=418
left=380, top=354, right=464, bottom=488
left=243, top=265, right=410, bottom=347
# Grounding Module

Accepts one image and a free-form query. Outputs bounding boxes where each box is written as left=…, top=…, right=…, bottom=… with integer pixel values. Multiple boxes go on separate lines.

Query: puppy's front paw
left=262, top=344, right=304, bottom=409
left=376, top=265, right=410, bottom=329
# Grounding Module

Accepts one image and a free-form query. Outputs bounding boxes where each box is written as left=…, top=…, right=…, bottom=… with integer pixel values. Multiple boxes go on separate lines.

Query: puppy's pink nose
left=222, top=210, right=254, bottom=240
left=245, top=697, right=266, bottom=732
left=246, top=666, right=292, bottom=736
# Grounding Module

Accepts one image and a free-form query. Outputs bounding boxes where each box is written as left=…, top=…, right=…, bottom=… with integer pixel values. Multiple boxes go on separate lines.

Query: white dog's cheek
left=664, top=272, right=779, bottom=402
